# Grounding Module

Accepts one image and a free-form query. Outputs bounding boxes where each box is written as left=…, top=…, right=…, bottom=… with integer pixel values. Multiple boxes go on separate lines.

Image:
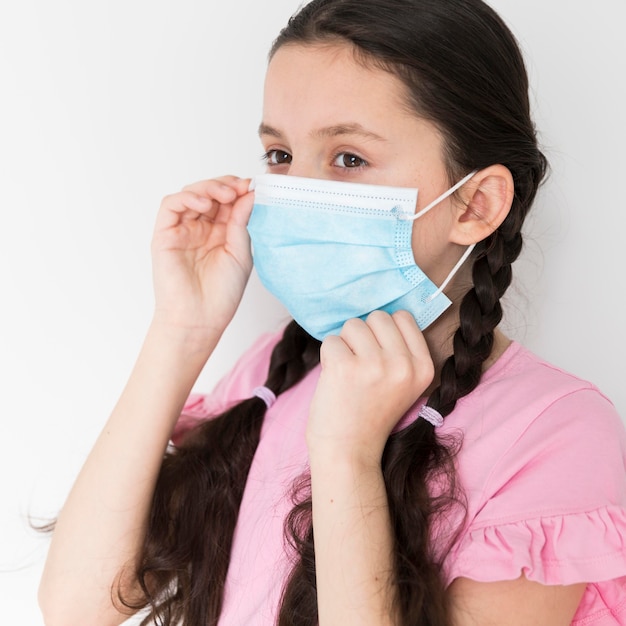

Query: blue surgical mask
left=247, top=172, right=476, bottom=341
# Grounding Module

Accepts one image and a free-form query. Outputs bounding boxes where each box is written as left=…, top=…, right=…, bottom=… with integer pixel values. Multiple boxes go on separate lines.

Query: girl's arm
left=307, top=310, right=431, bottom=624
left=449, top=576, right=586, bottom=625
left=39, top=323, right=217, bottom=626
left=39, top=177, right=254, bottom=626
left=308, top=311, right=586, bottom=625
left=309, top=449, right=398, bottom=625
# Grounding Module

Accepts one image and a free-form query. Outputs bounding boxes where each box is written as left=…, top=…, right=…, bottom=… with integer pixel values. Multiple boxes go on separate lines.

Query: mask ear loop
left=394, top=170, right=479, bottom=303
left=425, top=243, right=476, bottom=302
left=400, top=169, right=478, bottom=222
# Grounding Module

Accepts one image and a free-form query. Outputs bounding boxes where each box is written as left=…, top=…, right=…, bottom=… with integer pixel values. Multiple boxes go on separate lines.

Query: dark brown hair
left=122, top=1, right=547, bottom=624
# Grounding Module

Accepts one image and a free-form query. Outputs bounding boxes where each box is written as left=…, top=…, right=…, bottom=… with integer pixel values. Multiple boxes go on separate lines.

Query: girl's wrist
left=148, top=315, right=224, bottom=358
left=307, top=438, right=385, bottom=474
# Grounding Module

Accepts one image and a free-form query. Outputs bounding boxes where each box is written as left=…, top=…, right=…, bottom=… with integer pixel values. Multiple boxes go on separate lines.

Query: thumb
left=231, top=189, right=255, bottom=227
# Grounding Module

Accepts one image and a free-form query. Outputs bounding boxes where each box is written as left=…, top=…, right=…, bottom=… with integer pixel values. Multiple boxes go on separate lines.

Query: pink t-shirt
left=174, top=329, right=626, bottom=625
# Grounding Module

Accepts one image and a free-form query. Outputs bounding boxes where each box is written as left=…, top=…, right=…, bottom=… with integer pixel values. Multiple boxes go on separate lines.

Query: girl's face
left=261, top=43, right=468, bottom=287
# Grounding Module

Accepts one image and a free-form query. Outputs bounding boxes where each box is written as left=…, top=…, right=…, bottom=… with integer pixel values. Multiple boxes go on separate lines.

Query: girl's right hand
left=150, top=175, right=254, bottom=344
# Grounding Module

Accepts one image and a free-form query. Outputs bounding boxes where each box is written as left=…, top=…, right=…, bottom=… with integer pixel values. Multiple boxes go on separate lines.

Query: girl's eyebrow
left=258, top=122, right=387, bottom=142
left=258, top=123, right=282, bottom=138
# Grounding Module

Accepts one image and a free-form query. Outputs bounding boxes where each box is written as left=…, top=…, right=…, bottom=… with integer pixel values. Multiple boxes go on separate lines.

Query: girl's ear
left=450, top=164, right=514, bottom=245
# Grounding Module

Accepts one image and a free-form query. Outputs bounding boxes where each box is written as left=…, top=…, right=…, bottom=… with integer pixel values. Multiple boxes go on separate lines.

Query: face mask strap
left=425, top=243, right=476, bottom=303
left=400, top=169, right=478, bottom=222
left=397, top=169, right=478, bottom=302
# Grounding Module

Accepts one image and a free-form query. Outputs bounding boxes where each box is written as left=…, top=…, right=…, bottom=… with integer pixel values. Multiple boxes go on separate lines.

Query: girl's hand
left=307, top=310, right=435, bottom=465
left=150, top=176, right=254, bottom=342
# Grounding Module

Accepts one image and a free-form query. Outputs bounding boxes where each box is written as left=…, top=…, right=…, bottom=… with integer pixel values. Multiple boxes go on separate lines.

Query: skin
left=38, top=41, right=586, bottom=626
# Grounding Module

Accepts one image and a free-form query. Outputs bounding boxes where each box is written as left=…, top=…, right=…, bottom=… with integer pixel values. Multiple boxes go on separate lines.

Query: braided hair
left=121, top=1, right=547, bottom=624
left=120, top=321, right=319, bottom=625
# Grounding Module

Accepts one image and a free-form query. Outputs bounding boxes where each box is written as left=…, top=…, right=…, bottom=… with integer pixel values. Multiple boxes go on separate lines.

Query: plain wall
left=1, top=1, right=624, bottom=622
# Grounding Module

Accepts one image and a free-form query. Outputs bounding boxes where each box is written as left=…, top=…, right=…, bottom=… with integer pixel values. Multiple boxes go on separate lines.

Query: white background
left=1, top=1, right=624, bottom=623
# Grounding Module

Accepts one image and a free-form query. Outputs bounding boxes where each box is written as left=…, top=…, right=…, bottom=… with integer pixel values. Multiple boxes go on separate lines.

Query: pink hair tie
left=252, top=386, right=277, bottom=409
left=418, top=405, right=444, bottom=428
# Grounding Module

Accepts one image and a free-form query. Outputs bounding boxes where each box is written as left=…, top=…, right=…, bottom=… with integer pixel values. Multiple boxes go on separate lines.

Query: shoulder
left=448, top=342, right=625, bottom=476
left=449, top=342, right=626, bottom=514
left=212, top=326, right=286, bottom=401
left=445, top=342, right=626, bottom=588
left=476, top=341, right=617, bottom=417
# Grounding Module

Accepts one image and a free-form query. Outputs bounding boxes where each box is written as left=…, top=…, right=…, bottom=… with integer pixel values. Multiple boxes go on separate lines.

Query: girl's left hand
left=307, top=310, right=435, bottom=465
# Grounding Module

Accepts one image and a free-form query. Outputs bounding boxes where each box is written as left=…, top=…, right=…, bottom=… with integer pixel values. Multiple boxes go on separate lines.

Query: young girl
left=39, top=0, right=626, bottom=624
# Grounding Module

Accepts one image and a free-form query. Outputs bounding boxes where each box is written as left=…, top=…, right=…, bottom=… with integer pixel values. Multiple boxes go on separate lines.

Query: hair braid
left=428, top=193, right=527, bottom=418
left=121, top=321, right=320, bottom=626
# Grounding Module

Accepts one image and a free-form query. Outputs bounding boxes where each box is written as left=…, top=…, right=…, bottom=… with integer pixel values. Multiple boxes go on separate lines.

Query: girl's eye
left=263, top=149, right=292, bottom=165
left=333, top=152, right=368, bottom=168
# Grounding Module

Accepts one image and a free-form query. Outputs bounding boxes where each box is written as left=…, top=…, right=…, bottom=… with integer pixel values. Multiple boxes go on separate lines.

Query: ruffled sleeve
left=446, top=384, right=626, bottom=588
left=450, top=505, right=626, bottom=585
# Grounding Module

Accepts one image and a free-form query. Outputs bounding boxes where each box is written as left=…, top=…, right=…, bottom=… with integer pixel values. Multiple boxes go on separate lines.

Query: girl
left=39, top=0, right=626, bottom=624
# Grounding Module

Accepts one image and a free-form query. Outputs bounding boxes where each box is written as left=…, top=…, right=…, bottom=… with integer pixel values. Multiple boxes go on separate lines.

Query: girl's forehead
left=265, top=43, right=401, bottom=92
left=263, top=44, right=414, bottom=130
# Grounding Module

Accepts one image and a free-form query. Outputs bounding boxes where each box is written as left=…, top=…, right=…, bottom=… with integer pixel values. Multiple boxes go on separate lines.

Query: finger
left=181, top=179, right=238, bottom=204
left=338, top=317, right=380, bottom=357
left=160, top=190, right=216, bottom=215
left=229, top=190, right=255, bottom=227
left=155, top=190, right=222, bottom=232
left=319, top=333, right=354, bottom=368
left=364, top=310, right=412, bottom=354
left=204, top=191, right=254, bottom=232
left=182, top=175, right=240, bottom=191
left=182, top=176, right=251, bottom=200
left=229, top=176, right=254, bottom=196
left=157, top=177, right=249, bottom=229
left=179, top=179, right=253, bottom=229
left=391, top=310, right=430, bottom=359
